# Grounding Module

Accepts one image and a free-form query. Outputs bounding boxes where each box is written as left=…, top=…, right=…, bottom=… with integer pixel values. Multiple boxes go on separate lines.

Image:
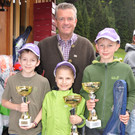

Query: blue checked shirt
left=57, top=33, right=78, bottom=61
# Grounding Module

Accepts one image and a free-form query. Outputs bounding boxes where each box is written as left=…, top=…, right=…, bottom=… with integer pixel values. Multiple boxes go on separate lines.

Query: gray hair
left=55, top=2, right=77, bottom=19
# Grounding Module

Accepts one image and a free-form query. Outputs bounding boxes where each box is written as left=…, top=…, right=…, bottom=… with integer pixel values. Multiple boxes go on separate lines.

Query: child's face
left=96, top=38, right=120, bottom=63
left=18, top=51, right=40, bottom=76
left=55, top=68, right=74, bottom=91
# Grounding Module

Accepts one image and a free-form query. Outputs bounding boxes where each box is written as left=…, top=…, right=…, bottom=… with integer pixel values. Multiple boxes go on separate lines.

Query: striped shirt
left=57, top=33, right=78, bottom=61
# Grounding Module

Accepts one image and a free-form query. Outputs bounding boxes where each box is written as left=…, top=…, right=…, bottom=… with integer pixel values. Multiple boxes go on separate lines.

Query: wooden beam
left=20, top=0, right=26, bottom=34
left=27, top=0, right=37, bottom=43
left=0, top=11, right=7, bottom=55
left=14, top=0, right=20, bottom=38
left=9, top=0, right=13, bottom=55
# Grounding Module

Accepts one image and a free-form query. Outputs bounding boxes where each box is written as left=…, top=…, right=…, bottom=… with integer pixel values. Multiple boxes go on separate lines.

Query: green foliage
left=56, top=0, right=65, bottom=4
left=88, top=0, right=110, bottom=42
left=74, top=2, right=84, bottom=36
left=111, top=0, right=135, bottom=49
left=74, top=0, right=90, bottom=39
left=114, top=48, right=126, bottom=62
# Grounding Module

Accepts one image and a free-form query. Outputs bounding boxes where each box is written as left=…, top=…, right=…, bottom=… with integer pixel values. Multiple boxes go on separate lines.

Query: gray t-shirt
left=2, top=72, right=50, bottom=135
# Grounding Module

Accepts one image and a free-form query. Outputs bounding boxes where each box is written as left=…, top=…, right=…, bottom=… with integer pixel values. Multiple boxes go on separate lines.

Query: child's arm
left=33, top=108, right=42, bottom=126
left=119, top=111, right=130, bottom=125
left=2, top=99, right=29, bottom=112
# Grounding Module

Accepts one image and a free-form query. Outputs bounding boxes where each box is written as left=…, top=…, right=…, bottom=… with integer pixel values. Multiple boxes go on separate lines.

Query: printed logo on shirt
left=74, top=55, right=77, bottom=58
left=64, top=105, right=69, bottom=108
left=111, top=76, right=119, bottom=80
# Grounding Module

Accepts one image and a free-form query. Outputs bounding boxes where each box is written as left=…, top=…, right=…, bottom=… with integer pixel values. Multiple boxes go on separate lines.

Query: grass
left=114, top=48, right=126, bottom=62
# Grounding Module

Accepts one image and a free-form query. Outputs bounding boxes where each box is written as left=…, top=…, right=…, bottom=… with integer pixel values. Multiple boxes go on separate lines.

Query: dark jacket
left=36, top=35, right=95, bottom=93
left=124, top=43, right=135, bottom=76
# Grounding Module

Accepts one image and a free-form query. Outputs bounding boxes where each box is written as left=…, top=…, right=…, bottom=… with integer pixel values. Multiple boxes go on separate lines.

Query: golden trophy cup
left=82, top=82, right=101, bottom=129
left=16, top=86, right=32, bottom=127
left=63, top=95, right=82, bottom=135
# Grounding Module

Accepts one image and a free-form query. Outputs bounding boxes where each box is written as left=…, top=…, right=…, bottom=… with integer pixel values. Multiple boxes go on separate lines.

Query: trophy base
left=71, top=133, right=78, bottom=135
left=71, top=125, right=78, bottom=135
left=86, top=119, right=101, bottom=129
left=19, top=117, right=31, bottom=127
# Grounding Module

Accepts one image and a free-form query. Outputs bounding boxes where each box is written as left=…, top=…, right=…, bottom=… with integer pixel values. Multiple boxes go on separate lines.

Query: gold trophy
left=63, top=95, right=82, bottom=135
left=16, top=86, right=32, bottom=127
left=82, top=82, right=101, bottom=129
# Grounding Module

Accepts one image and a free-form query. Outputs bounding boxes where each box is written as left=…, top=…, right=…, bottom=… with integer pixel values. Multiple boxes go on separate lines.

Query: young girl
left=42, top=61, right=86, bottom=135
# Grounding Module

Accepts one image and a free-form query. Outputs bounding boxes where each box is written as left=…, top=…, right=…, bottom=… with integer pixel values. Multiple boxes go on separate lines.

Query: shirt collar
left=57, top=33, right=78, bottom=45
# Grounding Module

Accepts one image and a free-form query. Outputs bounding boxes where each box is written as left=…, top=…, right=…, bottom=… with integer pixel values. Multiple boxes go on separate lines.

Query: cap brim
left=18, top=47, right=40, bottom=59
left=95, top=35, right=120, bottom=43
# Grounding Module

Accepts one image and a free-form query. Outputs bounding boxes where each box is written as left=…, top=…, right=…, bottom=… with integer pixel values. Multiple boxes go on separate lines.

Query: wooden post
left=20, top=0, right=26, bottom=34
left=9, top=1, right=13, bottom=55
left=14, top=0, right=20, bottom=38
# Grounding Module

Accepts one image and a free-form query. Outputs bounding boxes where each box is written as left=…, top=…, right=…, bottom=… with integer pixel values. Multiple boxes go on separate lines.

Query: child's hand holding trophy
left=82, top=82, right=101, bottom=129
left=63, top=95, right=82, bottom=135
left=16, top=86, right=32, bottom=127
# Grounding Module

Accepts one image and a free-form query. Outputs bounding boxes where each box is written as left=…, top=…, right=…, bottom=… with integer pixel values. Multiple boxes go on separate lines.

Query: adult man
left=124, top=29, right=135, bottom=135
left=36, top=2, right=95, bottom=94
left=124, top=30, right=135, bottom=76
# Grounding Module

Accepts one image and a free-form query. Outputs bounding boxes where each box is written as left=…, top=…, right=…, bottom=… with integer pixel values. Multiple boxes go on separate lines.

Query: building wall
left=0, top=0, right=56, bottom=55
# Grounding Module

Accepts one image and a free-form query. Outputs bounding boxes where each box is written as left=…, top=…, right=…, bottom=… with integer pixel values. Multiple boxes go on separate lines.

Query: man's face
left=55, top=9, right=77, bottom=39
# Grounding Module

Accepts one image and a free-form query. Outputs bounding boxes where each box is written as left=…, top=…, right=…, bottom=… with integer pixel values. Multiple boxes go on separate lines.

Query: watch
left=33, top=121, right=38, bottom=128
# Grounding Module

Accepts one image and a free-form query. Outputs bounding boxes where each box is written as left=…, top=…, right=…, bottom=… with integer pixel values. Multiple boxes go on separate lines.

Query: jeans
left=125, top=109, right=135, bottom=135
left=85, top=126, right=104, bottom=135
left=10, top=132, right=41, bottom=135
left=0, top=114, right=3, bottom=135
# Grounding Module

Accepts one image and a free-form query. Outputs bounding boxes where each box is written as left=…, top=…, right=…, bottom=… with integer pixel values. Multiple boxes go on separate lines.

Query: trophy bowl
left=64, top=95, right=82, bottom=108
left=16, top=86, right=32, bottom=127
left=82, top=82, right=100, bottom=94
left=82, top=82, right=101, bottom=129
left=63, top=95, right=82, bottom=135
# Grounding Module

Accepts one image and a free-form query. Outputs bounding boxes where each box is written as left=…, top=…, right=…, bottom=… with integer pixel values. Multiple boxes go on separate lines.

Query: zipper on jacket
left=102, top=63, right=108, bottom=127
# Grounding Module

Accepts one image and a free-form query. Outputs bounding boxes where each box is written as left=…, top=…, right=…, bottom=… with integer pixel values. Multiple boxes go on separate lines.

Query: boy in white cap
left=80, top=28, right=135, bottom=135
left=2, top=43, right=50, bottom=135
left=124, top=29, right=135, bottom=135
left=42, top=61, right=85, bottom=135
